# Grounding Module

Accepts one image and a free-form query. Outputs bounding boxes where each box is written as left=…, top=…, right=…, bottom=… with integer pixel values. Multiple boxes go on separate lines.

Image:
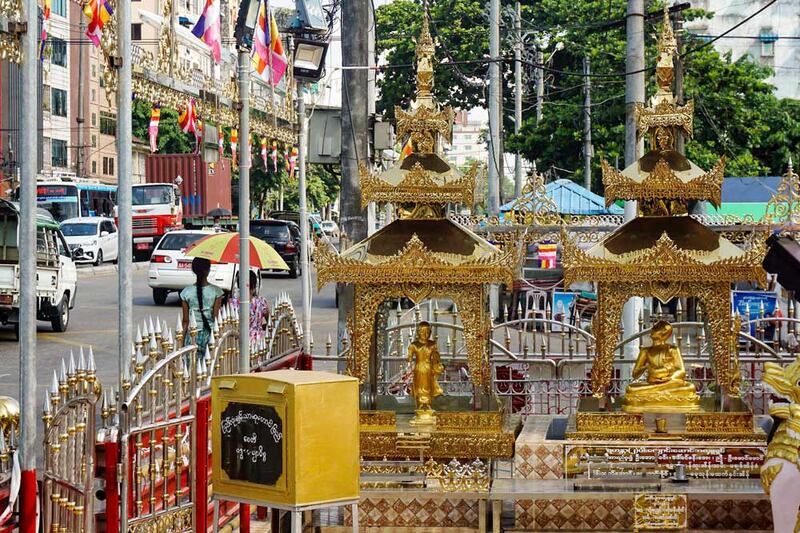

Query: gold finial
left=414, top=4, right=436, bottom=106
left=655, top=6, right=677, bottom=94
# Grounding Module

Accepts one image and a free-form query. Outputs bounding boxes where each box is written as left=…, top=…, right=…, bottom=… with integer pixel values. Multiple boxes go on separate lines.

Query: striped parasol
left=184, top=232, right=289, bottom=270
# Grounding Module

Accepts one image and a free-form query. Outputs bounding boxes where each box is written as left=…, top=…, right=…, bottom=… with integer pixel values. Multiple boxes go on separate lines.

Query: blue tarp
left=499, top=179, right=623, bottom=215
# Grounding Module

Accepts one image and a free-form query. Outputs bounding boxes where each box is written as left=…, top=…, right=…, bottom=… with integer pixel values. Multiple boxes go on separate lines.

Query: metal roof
left=500, top=179, right=624, bottom=215
left=721, top=176, right=782, bottom=203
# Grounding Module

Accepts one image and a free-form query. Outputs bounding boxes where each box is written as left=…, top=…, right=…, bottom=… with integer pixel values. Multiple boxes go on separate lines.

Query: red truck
left=131, top=154, right=232, bottom=259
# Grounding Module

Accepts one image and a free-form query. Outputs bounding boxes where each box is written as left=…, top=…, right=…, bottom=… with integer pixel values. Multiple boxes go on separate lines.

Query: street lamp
left=292, top=38, right=329, bottom=81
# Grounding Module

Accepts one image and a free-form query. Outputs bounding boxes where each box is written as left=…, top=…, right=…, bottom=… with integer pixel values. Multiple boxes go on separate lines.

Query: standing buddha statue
left=407, top=321, right=444, bottom=425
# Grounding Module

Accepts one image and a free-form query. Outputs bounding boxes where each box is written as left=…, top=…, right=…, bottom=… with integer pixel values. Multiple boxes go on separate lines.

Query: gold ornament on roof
left=762, top=159, right=800, bottom=226
left=505, top=163, right=563, bottom=225
left=359, top=161, right=477, bottom=208
left=600, top=7, right=723, bottom=208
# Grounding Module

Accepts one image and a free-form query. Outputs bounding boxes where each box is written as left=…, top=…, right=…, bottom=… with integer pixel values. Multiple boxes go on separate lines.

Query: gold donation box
left=211, top=370, right=360, bottom=506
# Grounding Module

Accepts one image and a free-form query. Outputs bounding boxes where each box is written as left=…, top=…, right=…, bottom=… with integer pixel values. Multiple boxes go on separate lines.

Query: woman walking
left=230, top=269, right=270, bottom=344
left=181, top=257, right=224, bottom=355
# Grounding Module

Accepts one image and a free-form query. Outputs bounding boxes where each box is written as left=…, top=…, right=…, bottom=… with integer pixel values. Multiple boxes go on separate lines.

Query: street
left=0, top=264, right=338, bottom=402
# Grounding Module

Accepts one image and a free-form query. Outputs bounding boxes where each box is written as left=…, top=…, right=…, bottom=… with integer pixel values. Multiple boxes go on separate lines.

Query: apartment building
left=686, top=0, right=800, bottom=100
left=42, top=0, right=71, bottom=173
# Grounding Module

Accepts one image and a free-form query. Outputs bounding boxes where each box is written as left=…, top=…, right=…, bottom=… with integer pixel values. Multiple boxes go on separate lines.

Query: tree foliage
left=132, top=100, right=196, bottom=154
left=375, top=0, right=800, bottom=194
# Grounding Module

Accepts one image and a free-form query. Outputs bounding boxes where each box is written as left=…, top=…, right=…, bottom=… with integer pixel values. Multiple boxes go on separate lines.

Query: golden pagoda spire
left=654, top=6, right=677, bottom=104
left=414, top=4, right=436, bottom=107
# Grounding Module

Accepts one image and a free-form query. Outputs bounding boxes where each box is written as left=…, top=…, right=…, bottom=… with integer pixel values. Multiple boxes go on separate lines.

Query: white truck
left=0, top=200, right=78, bottom=338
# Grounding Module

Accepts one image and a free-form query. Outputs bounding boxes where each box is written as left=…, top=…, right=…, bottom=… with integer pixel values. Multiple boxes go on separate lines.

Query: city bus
left=31, top=175, right=118, bottom=222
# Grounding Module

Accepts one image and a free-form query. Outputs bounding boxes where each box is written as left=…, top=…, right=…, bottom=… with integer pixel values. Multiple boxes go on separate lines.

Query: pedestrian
left=230, top=269, right=270, bottom=344
left=181, top=257, right=224, bottom=356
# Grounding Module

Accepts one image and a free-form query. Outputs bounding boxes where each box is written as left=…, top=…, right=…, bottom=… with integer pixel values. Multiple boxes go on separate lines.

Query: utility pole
left=297, top=80, right=312, bottom=353
left=582, top=56, right=592, bottom=192
left=76, top=17, right=86, bottom=176
left=622, top=0, right=645, bottom=363
left=117, top=0, right=133, bottom=527
left=237, top=49, right=251, bottom=371
left=513, top=0, right=523, bottom=198
left=19, top=0, right=39, bottom=529
left=487, top=0, right=502, bottom=215
left=535, top=48, right=543, bottom=125
left=339, top=0, right=369, bottom=360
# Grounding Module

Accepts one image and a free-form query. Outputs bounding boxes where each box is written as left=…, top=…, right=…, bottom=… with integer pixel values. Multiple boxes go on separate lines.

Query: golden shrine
left=562, top=8, right=766, bottom=435
left=315, top=12, right=519, bottom=464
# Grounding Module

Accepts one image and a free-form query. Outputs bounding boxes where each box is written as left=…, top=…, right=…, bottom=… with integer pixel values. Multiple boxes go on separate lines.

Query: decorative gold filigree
left=505, top=164, right=564, bottom=226
left=360, top=410, right=397, bottom=429
left=359, top=160, right=477, bottom=208
left=636, top=100, right=694, bottom=140
left=601, top=157, right=725, bottom=208
left=360, top=430, right=515, bottom=459
left=316, top=233, right=516, bottom=288
left=434, top=411, right=503, bottom=431
left=562, top=230, right=767, bottom=288
left=423, top=457, right=490, bottom=492
left=685, top=413, right=754, bottom=434
left=128, top=507, right=193, bottom=533
left=575, top=412, right=645, bottom=433
left=762, top=161, right=800, bottom=226
left=0, top=0, right=22, bottom=63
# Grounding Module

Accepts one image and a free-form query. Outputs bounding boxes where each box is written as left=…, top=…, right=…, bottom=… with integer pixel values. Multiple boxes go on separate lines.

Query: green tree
left=132, top=100, right=196, bottom=154
left=376, top=0, right=800, bottom=193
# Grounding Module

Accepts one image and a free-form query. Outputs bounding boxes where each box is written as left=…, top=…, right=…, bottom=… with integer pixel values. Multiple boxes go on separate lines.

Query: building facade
left=444, top=110, right=486, bottom=168
left=42, top=0, right=71, bottom=173
left=685, top=0, right=800, bottom=100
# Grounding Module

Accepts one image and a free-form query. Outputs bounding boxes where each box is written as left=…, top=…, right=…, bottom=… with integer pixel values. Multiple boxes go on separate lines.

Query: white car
left=61, top=217, right=119, bottom=265
left=148, top=229, right=259, bottom=305
left=320, top=220, right=339, bottom=238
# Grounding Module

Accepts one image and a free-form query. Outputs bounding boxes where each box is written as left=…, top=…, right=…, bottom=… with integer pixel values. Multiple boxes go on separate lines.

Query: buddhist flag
left=400, top=139, right=413, bottom=160
left=178, top=98, right=197, bottom=134
left=218, top=137, right=224, bottom=158
left=271, top=141, right=278, bottom=172
left=230, top=129, right=238, bottom=166
left=40, top=0, right=50, bottom=61
left=195, top=120, right=204, bottom=153
left=83, top=0, right=113, bottom=47
left=191, top=0, right=222, bottom=64
left=538, top=243, right=558, bottom=269
left=288, top=146, right=298, bottom=179
left=251, top=0, right=288, bottom=86
left=260, top=138, right=268, bottom=169
left=148, top=104, right=161, bottom=152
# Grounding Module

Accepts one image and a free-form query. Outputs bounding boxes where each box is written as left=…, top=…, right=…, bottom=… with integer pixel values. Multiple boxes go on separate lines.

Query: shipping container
left=145, top=153, right=232, bottom=218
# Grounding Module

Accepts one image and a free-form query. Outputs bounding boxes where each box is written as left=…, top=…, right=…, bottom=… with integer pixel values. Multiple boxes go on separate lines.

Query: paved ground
left=0, top=262, right=338, bottom=402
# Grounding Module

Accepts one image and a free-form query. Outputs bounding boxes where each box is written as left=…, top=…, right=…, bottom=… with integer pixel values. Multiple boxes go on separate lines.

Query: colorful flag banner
left=230, top=129, right=238, bottom=166
left=251, top=0, right=288, bottom=86
left=178, top=98, right=197, bottom=134
left=83, top=0, right=113, bottom=47
left=289, top=146, right=298, bottom=179
left=148, top=104, right=161, bottom=152
left=218, top=137, right=224, bottom=159
left=271, top=140, right=278, bottom=172
left=40, top=0, right=51, bottom=61
left=260, top=138, right=268, bottom=169
left=400, top=139, right=413, bottom=160
left=191, top=0, right=222, bottom=63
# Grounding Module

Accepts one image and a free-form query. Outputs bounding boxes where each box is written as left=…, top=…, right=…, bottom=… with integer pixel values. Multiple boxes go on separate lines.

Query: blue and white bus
left=32, top=176, right=118, bottom=222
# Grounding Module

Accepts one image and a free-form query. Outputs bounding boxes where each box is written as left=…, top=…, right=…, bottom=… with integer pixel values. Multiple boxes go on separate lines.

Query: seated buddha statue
left=622, top=320, right=701, bottom=413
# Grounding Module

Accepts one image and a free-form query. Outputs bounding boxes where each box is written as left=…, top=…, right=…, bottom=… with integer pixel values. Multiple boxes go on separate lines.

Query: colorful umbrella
left=184, top=232, right=289, bottom=270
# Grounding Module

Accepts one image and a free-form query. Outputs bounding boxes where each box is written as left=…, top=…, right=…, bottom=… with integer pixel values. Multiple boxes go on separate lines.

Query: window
left=91, top=113, right=96, bottom=127
left=50, top=37, right=67, bottom=67
left=51, top=139, right=67, bottom=167
left=91, top=64, right=96, bottom=78
left=92, top=160, right=97, bottom=174
left=51, top=88, right=67, bottom=117
left=760, top=28, right=777, bottom=57
left=91, top=134, right=96, bottom=147
left=99, top=112, right=116, bottom=136
left=132, top=23, right=142, bottom=41
left=102, top=156, right=115, bottom=176
left=91, top=88, right=96, bottom=102
left=51, top=0, right=66, bottom=17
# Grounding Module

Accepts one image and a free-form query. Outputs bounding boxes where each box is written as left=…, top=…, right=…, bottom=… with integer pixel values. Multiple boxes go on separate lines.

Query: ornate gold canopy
left=601, top=7, right=724, bottom=210
left=563, top=11, right=767, bottom=400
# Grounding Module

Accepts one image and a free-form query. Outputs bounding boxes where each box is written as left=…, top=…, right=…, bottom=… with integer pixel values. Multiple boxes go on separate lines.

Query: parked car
left=0, top=200, right=77, bottom=335
left=250, top=219, right=303, bottom=278
left=320, top=220, right=339, bottom=238
left=147, top=229, right=259, bottom=305
left=269, top=210, right=323, bottom=237
left=61, top=217, right=119, bottom=265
